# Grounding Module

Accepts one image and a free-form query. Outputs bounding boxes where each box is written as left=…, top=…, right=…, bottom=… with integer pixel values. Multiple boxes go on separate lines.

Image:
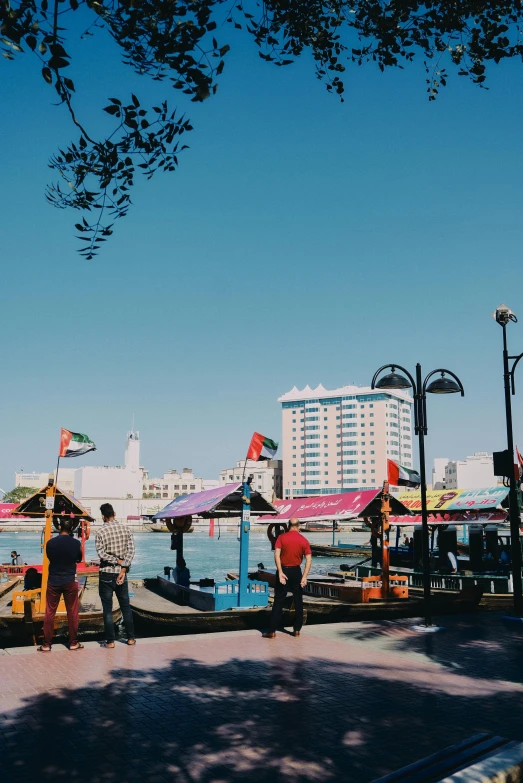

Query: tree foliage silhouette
left=2, top=0, right=521, bottom=257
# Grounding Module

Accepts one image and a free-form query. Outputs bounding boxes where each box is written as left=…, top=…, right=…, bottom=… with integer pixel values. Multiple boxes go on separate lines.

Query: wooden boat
left=148, top=522, right=194, bottom=533
left=249, top=568, right=482, bottom=622
left=328, top=565, right=513, bottom=610
left=0, top=574, right=121, bottom=647
left=129, top=578, right=301, bottom=635
left=310, top=542, right=372, bottom=558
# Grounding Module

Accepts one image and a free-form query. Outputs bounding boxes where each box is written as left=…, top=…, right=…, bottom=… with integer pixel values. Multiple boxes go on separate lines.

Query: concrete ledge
left=440, top=743, right=523, bottom=782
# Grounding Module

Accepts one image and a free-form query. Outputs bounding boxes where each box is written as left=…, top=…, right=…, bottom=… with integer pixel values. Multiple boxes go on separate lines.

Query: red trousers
left=43, top=581, right=79, bottom=645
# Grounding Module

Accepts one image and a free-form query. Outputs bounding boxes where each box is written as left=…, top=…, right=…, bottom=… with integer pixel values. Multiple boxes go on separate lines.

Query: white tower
left=125, top=430, right=140, bottom=471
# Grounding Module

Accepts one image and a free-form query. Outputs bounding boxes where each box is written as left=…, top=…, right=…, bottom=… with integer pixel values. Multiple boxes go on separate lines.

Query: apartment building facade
left=279, top=383, right=414, bottom=498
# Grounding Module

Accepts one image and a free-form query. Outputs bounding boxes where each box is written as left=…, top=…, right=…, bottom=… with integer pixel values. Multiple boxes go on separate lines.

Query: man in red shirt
left=263, top=517, right=312, bottom=638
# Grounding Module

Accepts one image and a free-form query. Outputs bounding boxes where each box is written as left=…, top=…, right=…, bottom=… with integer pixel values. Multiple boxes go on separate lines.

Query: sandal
left=37, top=644, right=52, bottom=652
left=126, top=639, right=136, bottom=646
left=69, top=643, right=84, bottom=651
left=100, top=642, right=115, bottom=649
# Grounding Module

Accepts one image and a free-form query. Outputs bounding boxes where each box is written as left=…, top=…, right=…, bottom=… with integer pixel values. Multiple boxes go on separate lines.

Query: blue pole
left=238, top=479, right=251, bottom=607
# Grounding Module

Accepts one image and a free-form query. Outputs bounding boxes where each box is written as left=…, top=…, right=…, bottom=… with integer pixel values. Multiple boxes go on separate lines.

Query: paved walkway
left=2, top=612, right=523, bottom=782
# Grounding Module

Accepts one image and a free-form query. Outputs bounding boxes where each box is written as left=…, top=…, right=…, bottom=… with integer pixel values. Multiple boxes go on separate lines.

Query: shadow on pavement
left=2, top=638, right=523, bottom=783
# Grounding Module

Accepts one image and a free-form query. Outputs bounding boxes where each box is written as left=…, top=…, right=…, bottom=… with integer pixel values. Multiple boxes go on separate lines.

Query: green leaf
left=26, top=35, right=37, bottom=51
left=103, top=104, right=120, bottom=115
left=42, top=66, right=52, bottom=84
left=48, top=56, right=70, bottom=70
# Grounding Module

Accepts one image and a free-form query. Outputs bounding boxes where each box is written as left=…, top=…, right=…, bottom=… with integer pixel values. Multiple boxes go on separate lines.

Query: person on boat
left=96, top=503, right=136, bottom=648
left=38, top=518, right=83, bottom=652
left=24, top=567, right=42, bottom=590
left=447, top=550, right=458, bottom=574
left=262, top=517, right=312, bottom=639
left=173, top=558, right=191, bottom=588
left=10, top=551, right=23, bottom=566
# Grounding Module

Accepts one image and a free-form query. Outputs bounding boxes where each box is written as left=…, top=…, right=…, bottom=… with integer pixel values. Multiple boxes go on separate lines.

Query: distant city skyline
left=2, top=43, right=523, bottom=490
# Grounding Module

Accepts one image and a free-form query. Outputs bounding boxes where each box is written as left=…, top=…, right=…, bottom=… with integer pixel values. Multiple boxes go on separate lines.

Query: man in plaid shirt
left=96, top=503, right=136, bottom=647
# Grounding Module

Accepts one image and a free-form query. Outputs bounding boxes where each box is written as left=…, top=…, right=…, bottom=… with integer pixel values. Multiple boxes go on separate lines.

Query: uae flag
left=387, top=459, right=421, bottom=488
left=59, top=428, right=97, bottom=458
left=246, top=432, right=279, bottom=462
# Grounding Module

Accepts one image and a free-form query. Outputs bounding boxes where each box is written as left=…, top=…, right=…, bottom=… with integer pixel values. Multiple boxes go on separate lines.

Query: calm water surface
left=0, top=530, right=371, bottom=580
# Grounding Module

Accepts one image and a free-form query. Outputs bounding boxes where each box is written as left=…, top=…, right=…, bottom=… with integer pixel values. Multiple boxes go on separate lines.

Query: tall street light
left=371, top=363, right=464, bottom=629
left=493, top=304, right=523, bottom=616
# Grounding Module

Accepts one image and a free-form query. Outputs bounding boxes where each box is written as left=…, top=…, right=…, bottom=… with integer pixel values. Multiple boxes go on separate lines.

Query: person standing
left=38, top=518, right=83, bottom=652
left=10, top=551, right=23, bottom=566
left=263, top=517, right=312, bottom=639
left=96, top=503, right=136, bottom=647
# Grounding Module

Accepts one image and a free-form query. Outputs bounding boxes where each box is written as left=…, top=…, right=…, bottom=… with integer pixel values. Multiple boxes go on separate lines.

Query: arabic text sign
left=398, top=487, right=508, bottom=512
left=270, top=490, right=381, bottom=521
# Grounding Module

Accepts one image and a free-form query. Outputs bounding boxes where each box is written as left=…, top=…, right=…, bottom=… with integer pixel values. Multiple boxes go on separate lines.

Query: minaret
left=125, top=430, right=140, bottom=471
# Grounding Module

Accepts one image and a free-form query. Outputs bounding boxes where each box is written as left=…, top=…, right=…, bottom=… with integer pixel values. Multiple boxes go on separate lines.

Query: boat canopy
left=152, top=482, right=278, bottom=520
left=267, top=488, right=410, bottom=523
left=12, top=486, right=93, bottom=521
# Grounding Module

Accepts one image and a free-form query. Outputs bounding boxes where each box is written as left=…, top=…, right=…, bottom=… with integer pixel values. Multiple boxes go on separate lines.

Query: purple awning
left=152, top=483, right=277, bottom=520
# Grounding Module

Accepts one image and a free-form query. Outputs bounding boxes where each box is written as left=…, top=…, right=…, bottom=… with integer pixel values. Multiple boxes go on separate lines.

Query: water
left=0, top=530, right=372, bottom=580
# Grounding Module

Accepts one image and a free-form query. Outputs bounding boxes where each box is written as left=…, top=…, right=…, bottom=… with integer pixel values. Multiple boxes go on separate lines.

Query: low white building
left=75, top=431, right=142, bottom=501
left=436, top=452, right=500, bottom=490
left=142, top=468, right=207, bottom=500
left=219, top=460, right=282, bottom=502
left=16, top=470, right=77, bottom=495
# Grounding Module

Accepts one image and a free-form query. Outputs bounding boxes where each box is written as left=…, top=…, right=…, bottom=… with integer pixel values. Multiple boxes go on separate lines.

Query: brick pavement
left=1, top=612, right=523, bottom=783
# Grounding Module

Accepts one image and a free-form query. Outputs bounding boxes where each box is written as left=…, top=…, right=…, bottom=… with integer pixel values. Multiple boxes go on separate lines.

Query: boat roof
left=11, top=485, right=93, bottom=521
left=267, top=489, right=410, bottom=523
left=152, top=482, right=278, bottom=520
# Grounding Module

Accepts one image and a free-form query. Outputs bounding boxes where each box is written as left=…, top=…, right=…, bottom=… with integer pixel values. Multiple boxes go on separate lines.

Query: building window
left=292, top=446, right=296, bottom=450
left=182, top=484, right=187, bottom=489
left=292, top=481, right=296, bottom=486
left=162, top=492, right=168, bottom=497
left=292, top=437, right=296, bottom=441
left=190, top=484, right=195, bottom=490
left=174, top=484, right=180, bottom=489
left=292, top=473, right=296, bottom=476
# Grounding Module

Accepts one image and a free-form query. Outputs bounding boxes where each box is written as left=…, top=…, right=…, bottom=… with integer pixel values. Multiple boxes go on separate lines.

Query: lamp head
left=375, top=368, right=412, bottom=391
left=492, top=304, right=517, bottom=326
left=426, top=372, right=461, bottom=395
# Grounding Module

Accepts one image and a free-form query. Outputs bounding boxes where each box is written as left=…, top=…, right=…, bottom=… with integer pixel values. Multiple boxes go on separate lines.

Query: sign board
left=45, top=497, right=55, bottom=511
left=242, top=509, right=251, bottom=523
left=397, top=486, right=509, bottom=512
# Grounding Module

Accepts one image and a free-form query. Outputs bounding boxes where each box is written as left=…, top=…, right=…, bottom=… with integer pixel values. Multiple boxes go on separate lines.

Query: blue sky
left=1, top=19, right=522, bottom=488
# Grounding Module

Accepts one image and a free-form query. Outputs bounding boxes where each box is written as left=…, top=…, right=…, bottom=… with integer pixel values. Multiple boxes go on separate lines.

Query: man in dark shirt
left=263, top=517, right=312, bottom=639
left=39, top=518, right=83, bottom=651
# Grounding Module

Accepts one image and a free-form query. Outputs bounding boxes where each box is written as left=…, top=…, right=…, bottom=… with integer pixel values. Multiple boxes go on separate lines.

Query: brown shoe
left=262, top=632, right=276, bottom=639
left=292, top=631, right=301, bottom=637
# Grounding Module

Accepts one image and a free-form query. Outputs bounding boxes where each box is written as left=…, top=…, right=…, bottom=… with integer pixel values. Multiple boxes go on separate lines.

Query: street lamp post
left=493, top=304, right=523, bottom=615
left=371, top=363, right=464, bottom=628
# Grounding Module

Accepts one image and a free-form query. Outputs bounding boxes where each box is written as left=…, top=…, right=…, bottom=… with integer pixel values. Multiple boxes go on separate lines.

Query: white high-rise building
left=279, top=383, right=414, bottom=498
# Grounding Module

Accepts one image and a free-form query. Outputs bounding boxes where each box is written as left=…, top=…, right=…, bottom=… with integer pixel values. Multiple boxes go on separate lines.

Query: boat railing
left=356, top=565, right=512, bottom=594
left=213, top=579, right=269, bottom=596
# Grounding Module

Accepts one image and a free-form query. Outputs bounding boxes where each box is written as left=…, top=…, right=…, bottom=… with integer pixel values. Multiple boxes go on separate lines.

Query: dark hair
left=100, top=503, right=115, bottom=519
left=59, top=518, right=73, bottom=533
left=11, top=551, right=17, bottom=557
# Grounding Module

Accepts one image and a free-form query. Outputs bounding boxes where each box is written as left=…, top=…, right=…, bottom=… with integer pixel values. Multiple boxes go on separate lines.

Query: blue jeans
left=99, top=572, right=135, bottom=642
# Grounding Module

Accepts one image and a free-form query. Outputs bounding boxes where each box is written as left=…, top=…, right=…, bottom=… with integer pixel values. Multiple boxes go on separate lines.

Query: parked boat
left=129, top=577, right=300, bottom=635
